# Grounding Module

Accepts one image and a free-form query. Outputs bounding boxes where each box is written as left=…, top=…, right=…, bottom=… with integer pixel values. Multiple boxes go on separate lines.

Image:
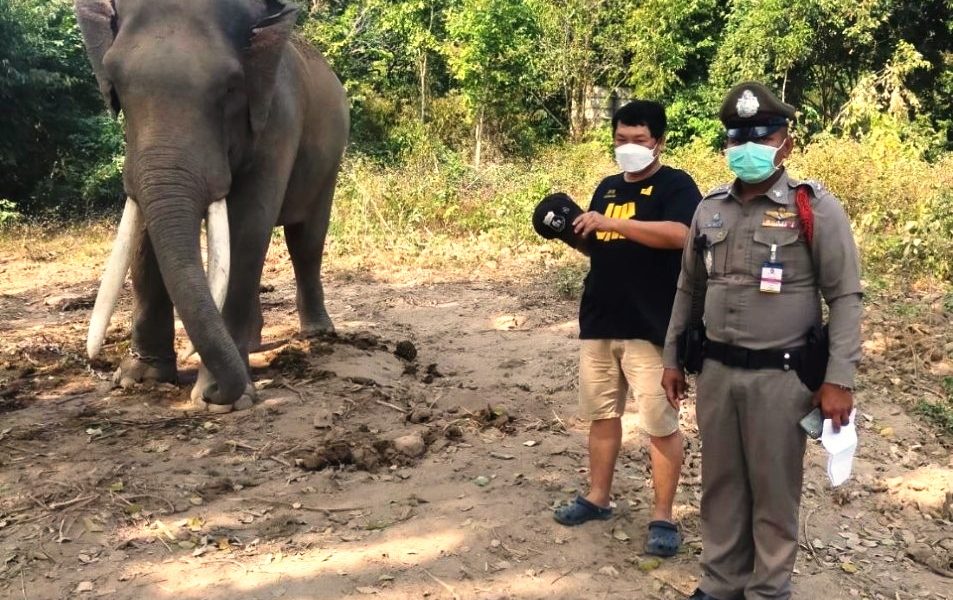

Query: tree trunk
left=474, top=106, right=484, bottom=169
left=569, top=82, right=590, bottom=141
left=419, top=53, right=427, bottom=123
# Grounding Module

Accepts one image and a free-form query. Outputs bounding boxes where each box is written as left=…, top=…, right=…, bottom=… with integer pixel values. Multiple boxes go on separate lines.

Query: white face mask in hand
left=615, top=143, right=657, bottom=174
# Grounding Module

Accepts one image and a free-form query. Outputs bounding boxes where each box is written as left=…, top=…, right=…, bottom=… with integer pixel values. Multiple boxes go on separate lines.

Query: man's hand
left=661, top=367, right=687, bottom=410
left=813, top=383, right=853, bottom=433
left=573, top=211, right=612, bottom=238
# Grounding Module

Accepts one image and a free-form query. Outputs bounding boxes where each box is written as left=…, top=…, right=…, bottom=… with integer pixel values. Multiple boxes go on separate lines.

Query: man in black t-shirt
left=553, top=101, right=701, bottom=559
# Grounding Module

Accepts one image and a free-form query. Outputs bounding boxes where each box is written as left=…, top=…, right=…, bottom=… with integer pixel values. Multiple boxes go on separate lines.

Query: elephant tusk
left=206, top=198, right=230, bottom=311
left=179, top=198, right=230, bottom=360
left=87, top=197, right=143, bottom=359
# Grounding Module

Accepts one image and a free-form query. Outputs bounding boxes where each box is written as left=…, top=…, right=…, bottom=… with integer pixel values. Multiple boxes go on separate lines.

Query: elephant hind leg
left=284, top=186, right=335, bottom=338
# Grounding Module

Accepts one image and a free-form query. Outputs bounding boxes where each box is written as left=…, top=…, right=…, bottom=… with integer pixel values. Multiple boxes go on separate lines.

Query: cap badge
left=737, top=89, right=759, bottom=118
left=542, top=211, right=566, bottom=232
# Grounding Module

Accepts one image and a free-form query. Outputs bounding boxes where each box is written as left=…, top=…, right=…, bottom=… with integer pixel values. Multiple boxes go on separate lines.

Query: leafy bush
left=0, top=199, right=23, bottom=227
left=789, top=137, right=953, bottom=282
left=0, top=0, right=123, bottom=216
left=330, top=133, right=952, bottom=283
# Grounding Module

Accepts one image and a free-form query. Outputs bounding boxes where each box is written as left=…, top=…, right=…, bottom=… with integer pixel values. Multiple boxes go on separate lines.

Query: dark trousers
left=695, top=359, right=813, bottom=599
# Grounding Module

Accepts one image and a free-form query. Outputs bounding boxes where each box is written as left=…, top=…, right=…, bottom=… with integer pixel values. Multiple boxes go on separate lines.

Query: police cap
left=532, top=192, right=584, bottom=248
left=719, top=81, right=795, bottom=127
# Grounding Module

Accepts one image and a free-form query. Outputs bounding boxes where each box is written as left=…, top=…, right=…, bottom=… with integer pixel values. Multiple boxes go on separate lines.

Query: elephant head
left=76, top=0, right=299, bottom=405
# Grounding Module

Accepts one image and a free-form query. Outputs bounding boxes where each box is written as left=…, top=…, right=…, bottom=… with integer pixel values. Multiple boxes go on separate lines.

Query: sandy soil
left=0, top=233, right=951, bottom=600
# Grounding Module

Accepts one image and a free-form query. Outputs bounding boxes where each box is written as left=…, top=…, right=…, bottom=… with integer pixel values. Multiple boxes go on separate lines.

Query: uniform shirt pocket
left=752, top=228, right=813, bottom=285
left=701, top=229, right=729, bottom=276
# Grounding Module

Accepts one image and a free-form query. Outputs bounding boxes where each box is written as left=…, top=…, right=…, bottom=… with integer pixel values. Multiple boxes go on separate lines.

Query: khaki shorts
left=578, top=339, right=678, bottom=437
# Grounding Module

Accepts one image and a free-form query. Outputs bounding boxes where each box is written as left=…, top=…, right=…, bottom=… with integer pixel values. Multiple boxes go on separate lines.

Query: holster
left=676, top=322, right=707, bottom=375
left=795, top=323, right=829, bottom=391
left=676, top=233, right=709, bottom=375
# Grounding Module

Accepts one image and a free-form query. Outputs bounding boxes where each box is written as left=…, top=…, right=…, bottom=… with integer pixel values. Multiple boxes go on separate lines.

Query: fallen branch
left=27, top=494, right=49, bottom=511
left=240, top=496, right=363, bottom=514
left=124, top=494, right=177, bottom=514
left=423, top=568, right=459, bottom=600
left=226, top=440, right=260, bottom=452
left=268, top=456, right=292, bottom=468
left=280, top=382, right=308, bottom=403
left=801, top=509, right=823, bottom=567
left=551, top=567, right=574, bottom=584
left=374, top=399, right=408, bottom=414
left=906, top=553, right=953, bottom=579
left=48, top=494, right=97, bottom=511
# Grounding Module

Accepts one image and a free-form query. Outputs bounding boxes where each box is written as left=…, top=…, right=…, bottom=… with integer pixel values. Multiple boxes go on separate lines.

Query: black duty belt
left=705, top=341, right=805, bottom=372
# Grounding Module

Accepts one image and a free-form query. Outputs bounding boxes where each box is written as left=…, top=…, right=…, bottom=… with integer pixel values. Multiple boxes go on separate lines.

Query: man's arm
left=573, top=214, right=688, bottom=249
left=660, top=208, right=703, bottom=407
left=662, top=212, right=700, bottom=369
left=811, top=190, right=863, bottom=430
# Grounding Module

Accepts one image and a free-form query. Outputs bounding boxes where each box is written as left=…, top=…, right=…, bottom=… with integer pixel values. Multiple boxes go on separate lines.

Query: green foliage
left=329, top=140, right=613, bottom=255
left=664, top=85, right=724, bottom=148
left=0, top=0, right=123, bottom=216
left=2, top=0, right=951, bottom=240
left=915, top=376, right=953, bottom=435
left=445, top=0, right=549, bottom=158
left=0, top=199, right=23, bottom=227
left=619, top=0, right=722, bottom=100
left=328, top=128, right=952, bottom=283
left=788, top=137, right=953, bottom=281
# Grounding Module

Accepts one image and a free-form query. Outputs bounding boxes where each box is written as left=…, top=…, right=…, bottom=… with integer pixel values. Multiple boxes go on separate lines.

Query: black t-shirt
left=579, top=166, right=701, bottom=345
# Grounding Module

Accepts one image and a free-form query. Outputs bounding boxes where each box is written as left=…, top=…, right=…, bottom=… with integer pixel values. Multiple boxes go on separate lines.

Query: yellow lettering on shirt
left=596, top=202, right=636, bottom=241
left=641, top=186, right=653, bottom=196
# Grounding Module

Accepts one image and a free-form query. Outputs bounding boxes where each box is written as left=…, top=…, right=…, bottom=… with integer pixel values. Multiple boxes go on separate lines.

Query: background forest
left=1, top=0, right=951, bottom=281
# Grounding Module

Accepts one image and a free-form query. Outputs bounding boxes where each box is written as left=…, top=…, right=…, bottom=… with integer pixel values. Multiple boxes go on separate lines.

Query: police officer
left=661, top=82, right=862, bottom=600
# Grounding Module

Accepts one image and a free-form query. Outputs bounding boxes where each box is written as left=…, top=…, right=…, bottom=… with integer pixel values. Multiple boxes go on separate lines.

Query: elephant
left=75, top=0, right=349, bottom=412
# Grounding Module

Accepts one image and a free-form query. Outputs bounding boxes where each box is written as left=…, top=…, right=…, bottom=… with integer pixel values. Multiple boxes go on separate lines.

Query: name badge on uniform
left=760, top=243, right=783, bottom=293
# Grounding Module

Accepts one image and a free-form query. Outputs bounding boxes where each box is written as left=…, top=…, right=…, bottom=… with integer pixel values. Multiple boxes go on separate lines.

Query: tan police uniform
left=662, top=82, right=862, bottom=600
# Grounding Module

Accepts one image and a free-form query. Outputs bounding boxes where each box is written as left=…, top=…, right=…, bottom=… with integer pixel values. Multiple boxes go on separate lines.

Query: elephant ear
left=244, top=2, right=298, bottom=136
left=74, top=0, right=120, bottom=114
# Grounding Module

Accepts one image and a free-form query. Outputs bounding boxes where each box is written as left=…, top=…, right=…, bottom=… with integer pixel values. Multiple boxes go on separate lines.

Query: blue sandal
left=645, top=520, right=681, bottom=557
left=553, top=496, right=613, bottom=526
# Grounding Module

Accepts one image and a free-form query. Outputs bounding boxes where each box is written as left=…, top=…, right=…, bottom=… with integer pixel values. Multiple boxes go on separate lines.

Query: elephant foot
left=191, top=386, right=257, bottom=413
left=114, top=353, right=177, bottom=388
left=191, top=367, right=257, bottom=412
left=300, top=314, right=334, bottom=338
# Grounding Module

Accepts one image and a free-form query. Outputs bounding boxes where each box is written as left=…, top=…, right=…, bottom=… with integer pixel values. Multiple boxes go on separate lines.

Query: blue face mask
left=725, top=141, right=783, bottom=183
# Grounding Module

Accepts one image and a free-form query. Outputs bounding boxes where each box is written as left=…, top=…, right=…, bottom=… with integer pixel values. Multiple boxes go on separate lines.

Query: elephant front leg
left=190, top=205, right=276, bottom=411
left=115, top=230, right=177, bottom=388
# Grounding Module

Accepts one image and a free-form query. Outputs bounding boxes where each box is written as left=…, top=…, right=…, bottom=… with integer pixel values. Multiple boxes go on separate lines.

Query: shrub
left=329, top=135, right=952, bottom=283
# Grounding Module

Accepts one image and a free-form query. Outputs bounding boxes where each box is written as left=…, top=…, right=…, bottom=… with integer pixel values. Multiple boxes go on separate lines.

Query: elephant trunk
left=178, top=199, right=230, bottom=360
left=137, top=170, right=246, bottom=404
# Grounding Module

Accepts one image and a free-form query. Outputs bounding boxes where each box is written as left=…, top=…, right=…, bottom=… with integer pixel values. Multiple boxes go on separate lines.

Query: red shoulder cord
left=795, top=186, right=814, bottom=246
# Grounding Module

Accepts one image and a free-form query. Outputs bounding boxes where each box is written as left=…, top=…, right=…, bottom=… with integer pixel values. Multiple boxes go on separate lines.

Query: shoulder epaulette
left=703, top=184, right=731, bottom=200
left=786, top=178, right=824, bottom=197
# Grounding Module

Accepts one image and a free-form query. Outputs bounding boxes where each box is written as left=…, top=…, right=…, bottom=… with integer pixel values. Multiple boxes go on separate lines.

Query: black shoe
left=688, top=589, right=723, bottom=600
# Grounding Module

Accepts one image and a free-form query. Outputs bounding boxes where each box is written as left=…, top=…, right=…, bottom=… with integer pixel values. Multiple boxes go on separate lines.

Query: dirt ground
left=0, top=233, right=951, bottom=600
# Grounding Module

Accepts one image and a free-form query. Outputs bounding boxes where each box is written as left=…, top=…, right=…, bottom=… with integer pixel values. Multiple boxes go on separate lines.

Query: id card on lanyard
left=760, top=243, right=783, bottom=293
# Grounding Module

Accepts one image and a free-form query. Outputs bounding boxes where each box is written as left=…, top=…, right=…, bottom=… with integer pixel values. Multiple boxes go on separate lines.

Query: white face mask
left=615, top=143, right=657, bottom=174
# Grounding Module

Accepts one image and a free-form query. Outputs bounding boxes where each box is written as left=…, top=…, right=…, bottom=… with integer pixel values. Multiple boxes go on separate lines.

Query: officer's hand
left=814, top=383, right=853, bottom=433
left=573, top=212, right=611, bottom=237
left=661, top=367, right=687, bottom=410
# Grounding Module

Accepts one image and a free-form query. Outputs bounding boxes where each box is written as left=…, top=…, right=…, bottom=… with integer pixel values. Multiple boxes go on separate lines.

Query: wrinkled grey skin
left=75, top=0, right=348, bottom=408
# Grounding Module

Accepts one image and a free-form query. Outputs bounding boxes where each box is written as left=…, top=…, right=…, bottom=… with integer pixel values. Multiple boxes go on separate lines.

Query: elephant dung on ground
left=75, top=0, right=349, bottom=412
